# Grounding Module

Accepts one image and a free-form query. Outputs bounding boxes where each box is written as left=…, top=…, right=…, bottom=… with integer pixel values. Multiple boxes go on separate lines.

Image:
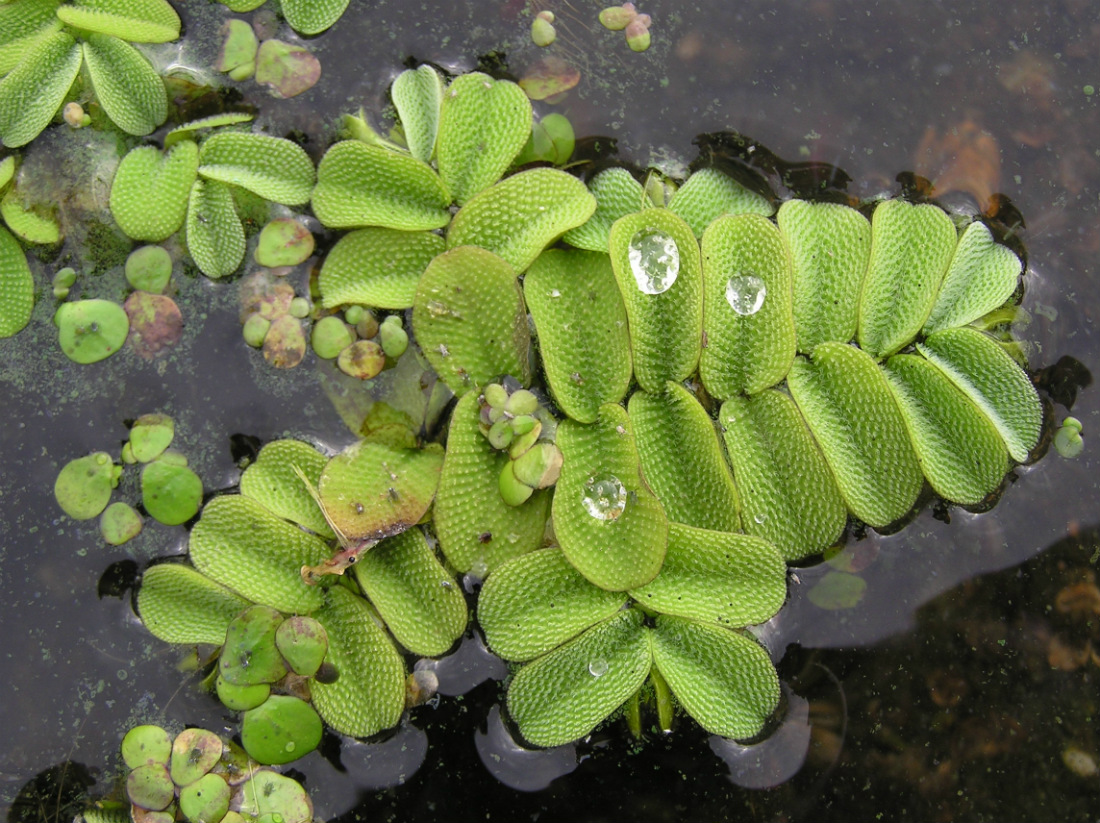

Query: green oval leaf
left=391, top=64, right=443, bottom=163
left=240, top=695, right=322, bottom=765
left=718, top=389, right=847, bottom=560
left=54, top=451, right=118, bottom=519
left=0, top=28, right=81, bottom=147
left=110, top=141, right=198, bottom=242
left=0, top=224, right=34, bottom=337
left=198, top=132, right=315, bottom=206
left=700, top=213, right=796, bottom=398
left=436, top=72, right=532, bottom=205
left=524, top=248, right=632, bottom=423
left=777, top=199, right=871, bottom=353
left=319, top=227, right=443, bottom=310
left=186, top=178, right=244, bottom=279
left=651, top=615, right=780, bottom=740
left=82, top=34, right=167, bottom=136
left=311, top=140, right=451, bottom=230
left=353, top=527, right=466, bottom=657
left=562, top=167, right=646, bottom=252
left=668, top=168, right=774, bottom=238
left=56, top=0, right=181, bottom=43
left=507, top=609, right=651, bottom=747
left=54, top=299, right=130, bottom=363
left=787, top=342, right=922, bottom=527
left=628, top=383, right=742, bottom=532
left=136, top=562, right=251, bottom=645
left=413, top=245, right=531, bottom=395
left=239, top=439, right=334, bottom=539
left=281, top=0, right=350, bottom=35
left=220, top=605, right=287, bottom=686
left=554, top=403, right=668, bottom=591
left=141, top=458, right=202, bottom=525
left=447, top=167, right=596, bottom=273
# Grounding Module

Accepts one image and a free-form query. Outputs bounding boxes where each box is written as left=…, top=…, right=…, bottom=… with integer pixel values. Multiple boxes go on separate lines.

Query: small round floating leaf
left=237, top=772, right=313, bottom=823
left=651, top=615, right=780, bottom=740
left=254, top=39, right=320, bottom=99
left=129, top=413, right=174, bottom=462
left=436, top=72, right=532, bottom=205
left=141, top=459, right=202, bottom=526
left=110, top=142, right=198, bottom=242
left=599, top=5, right=636, bottom=29
left=497, top=459, right=533, bottom=506
left=562, top=168, right=646, bottom=253
left=125, top=246, right=172, bottom=293
left=379, top=319, right=408, bottom=358
left=220, top=604, right=287, bottom=686
left=414, top=245, right=531, bottom=395
left=0, top=225, right=35, bottom=337
left=82, top=34, right=168, bottom=136
left=1054, top=422, right=1084, bottom=458
left=238, top=439, right=333, bottom=539
left=0, top=28, right=82, bottom=148
left=255, top=218, right=314, bottom=268
left=56, top=0, right=181, bottom=43
left=512, top=442, right=563, bottom=488
left=215, top=675, right=270, bottom=711
left=319, top=227, right=444, bottom=310
left=198, top=132, right=315, bottom=206
left=669, top=168, right=774, bottom=238
left=170, top=728, right=223, bottom=787
left=336, top=339, right=385, bottom=379
left=531, top=13, right=556, bottom=46
left=446, top=167, right=596, bottom=274
left=310, top=315, right=353, bottom=360
left=807, top=570, right=867, bottom=610
left=241, top=695, right=322, bottom=765
left=127, top=764, right=174, bottom=811
left=518, top=55, right=580, bottom=101
left=136, top=563, right=252, bottom=645
left=55, top=299, right=130, bottom=363
left=479, top=547, right=628, bottom=662
left=100, top=500, right=143, bottom=545
left=124, top=292, right=183, bottom=359
left=186, top=179, right=245, bottom=279
left=1, top=185, right=60, bottom=244
left=354, top=527, right=467, bottom=657
left=275, top=616, right=328, bottom=676
left=281, top=0, right=351, bottom=34
left=312, top=140, right=451, bottom=231
left=215, top=19, right=257, bottom=76
left=262, top=314, right=307, bottom=369
left=54, top=452, right=118, bottom=519
left=122, top=725, right=172, bottom=770
left=777, top=199, right=871, bottom=353
left=242, top=314, right=269, bottom=347
left=178, top=773, right=230, bottom=823
left=540, top=112, right=574, bottom=164
left=391, top=64, right=444, bottom=164
left=507, top=609, right=651, bottom=748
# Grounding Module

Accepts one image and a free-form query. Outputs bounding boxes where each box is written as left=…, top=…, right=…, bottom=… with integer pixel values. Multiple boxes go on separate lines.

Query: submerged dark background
left=2, top=2, right=1098, bottom=821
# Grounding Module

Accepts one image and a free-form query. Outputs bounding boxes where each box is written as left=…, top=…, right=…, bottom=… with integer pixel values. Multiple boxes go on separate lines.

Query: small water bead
left=753, top=512, right=768, bottom=525
left=725, top=273, right=767, bottom=316
left=582, top=473, right=627, bottom=521
left=588, top=659, right=609, bottom=678
left=628, top=229, right=680, bottom=294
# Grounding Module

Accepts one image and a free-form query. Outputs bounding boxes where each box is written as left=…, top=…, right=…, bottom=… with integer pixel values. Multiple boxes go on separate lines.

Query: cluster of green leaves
left=217, top=0, right=350, bottom=37
left=0, top=0, right=181, bottom=147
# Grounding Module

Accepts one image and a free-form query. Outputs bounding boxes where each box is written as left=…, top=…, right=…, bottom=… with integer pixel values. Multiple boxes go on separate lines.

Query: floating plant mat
left=0, top=2, right=1078, bottom=818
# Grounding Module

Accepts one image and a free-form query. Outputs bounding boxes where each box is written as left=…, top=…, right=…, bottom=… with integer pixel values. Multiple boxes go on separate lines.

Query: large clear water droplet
left=628, top=229, right=680, bottom=294
left=588, top=659, right=609, bottom=678
left=726, top=273, right=767, bottom=315
left=582, top=473, right=627, bottom=521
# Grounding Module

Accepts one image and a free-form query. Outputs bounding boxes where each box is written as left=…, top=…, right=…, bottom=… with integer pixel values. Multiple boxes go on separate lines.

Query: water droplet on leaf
left=588, top=659, right=609, bottom=677
left=725, top=273, right=767, bottom=315
left=628, top=229, right=679, bottom=294
left=582, top=473, right=627, bottom=521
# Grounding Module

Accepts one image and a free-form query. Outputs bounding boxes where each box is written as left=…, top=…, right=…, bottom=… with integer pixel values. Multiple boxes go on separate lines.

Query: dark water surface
left=2, top=2, right=1098, bottom=821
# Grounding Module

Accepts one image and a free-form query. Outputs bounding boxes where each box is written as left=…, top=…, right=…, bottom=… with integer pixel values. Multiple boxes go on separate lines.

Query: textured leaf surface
left=392, top=65, right=443, bottom=163
left=918, top=327, right=1041, bottom=463
left=508, top=610, right=651, bottom=747
left=0, top=28, right=81, bottom=147
left=137, top=563, right=251, bottom=645
left=414, top=245, right=531, bottom=395
left=561, top=168, right=645, bottom=252
left=0, top=225, right=34, bottom=337
left=312, top=140, right=450, bottom=230
left=778, top=199, right=871, bottom=353
left=554, top=404, right=668, bottom=591
left=189, top=495, right=331, bottom=614
left=525, top=249, right=631, bottom=422
left=281, top=0, right=350, bottom=35
left=198, top=132, right=315, bottom=205
left=628, top=383, right=741, bottom=531
left=608, top=209, right=702, bottom=393
left=651, top=615, right=780, bottom=740
left=436, top=72, right=531, bottom=205
left=447, top=167, right=596, bottom=273
left=668, top=168, right=774, bottom=237
left=787, top=342, right=922, bottom=527
left=700, top=213, right=796, bottom=397
left=884, top=354, right=1008, bottom=504
left=318, top=440, right=443, bottom=542
left=719, top=390, right=846, bottom=560
left=923, top=221, right=1022, bottom=334
left=631, top=524, right=786, bottom=627
left=82, top=34, right=167, bottom=136
left=1, top=185, right=59, bottom=243
left=433, top=392, right=551, bottom=573
left=858, top=199, right=956, bottom=358
left=239, top=439, right=334, bottom=539
left=110, top=141, right=197, bottom=242
left=56, top=0, right=180, bottom=42
left=0, top=0, right=60, bottom=77
left=186, top=179, right=244, bottom=279
left=354, top=528, right=466, bottom=656
left=319, top=227, right=443, bottom=309
left=164, top=112, right=255, bottom=146
left=311, top=585, right=405, bottom=738
left=479, top=548, right=627, bottom=662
